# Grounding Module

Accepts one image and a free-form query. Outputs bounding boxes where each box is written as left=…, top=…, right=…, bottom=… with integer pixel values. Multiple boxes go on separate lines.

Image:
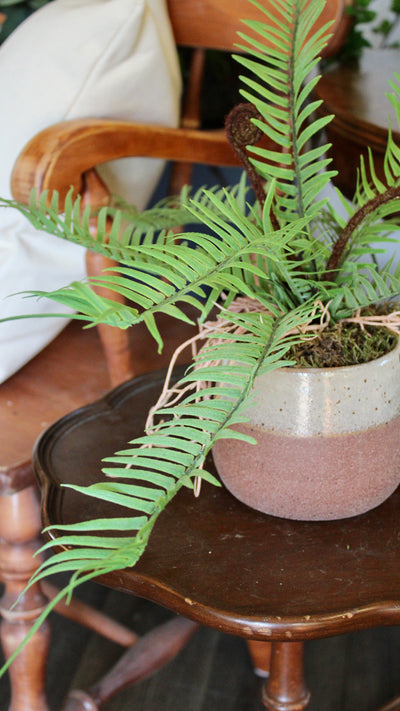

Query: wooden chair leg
left=262, top=642, right=311, bottom=711
left=247, top=639, right=272, bottom=677
left=0, top=484, right=50, bottom=711
left=42, top=581, right=138, bottom=648
left=61, top=616, right=199, bottom=711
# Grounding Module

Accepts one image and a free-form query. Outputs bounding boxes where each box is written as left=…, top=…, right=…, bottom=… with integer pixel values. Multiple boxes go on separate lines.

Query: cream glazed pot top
left=248, top=339, right=400, bottom=437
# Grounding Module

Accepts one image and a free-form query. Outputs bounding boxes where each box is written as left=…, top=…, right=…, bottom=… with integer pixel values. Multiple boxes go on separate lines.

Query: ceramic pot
left=212, top=340, right=400, bottom=520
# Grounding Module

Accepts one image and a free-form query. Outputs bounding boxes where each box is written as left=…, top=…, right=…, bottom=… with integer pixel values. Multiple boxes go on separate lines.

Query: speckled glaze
left=212, top=340, right=400, bottom=520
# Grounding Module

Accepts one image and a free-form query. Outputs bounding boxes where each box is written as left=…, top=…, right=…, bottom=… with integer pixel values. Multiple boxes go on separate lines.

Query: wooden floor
left=1, top=578, right=400, bottom=710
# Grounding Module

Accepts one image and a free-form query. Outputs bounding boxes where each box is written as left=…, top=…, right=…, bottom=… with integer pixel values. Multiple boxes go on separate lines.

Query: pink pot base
left=212, top=414, right=400, bottom=521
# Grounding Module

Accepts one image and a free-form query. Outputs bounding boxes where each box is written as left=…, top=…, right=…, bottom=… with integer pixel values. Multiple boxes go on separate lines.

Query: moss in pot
left=3, top=0, right=400, bottom=669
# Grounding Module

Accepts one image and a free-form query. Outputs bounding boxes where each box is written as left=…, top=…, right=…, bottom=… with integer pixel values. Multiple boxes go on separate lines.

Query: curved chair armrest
left=11, top=119, right=240, bottom=207
left=10, top=119, right=241, bottom=387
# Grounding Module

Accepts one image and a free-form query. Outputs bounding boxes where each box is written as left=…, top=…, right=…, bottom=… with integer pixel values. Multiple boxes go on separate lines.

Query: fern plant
left=2, top=0, right=400, bottom=671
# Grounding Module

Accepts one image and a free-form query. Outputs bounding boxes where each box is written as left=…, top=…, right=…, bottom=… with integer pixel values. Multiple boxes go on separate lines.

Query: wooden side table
left=0, top=312, right=197, bottom=711
left=0, top=322, right=112, bottom=711
left=316, top=49, right=400, bottom=198
left=35, top=368, right=400, bottom=710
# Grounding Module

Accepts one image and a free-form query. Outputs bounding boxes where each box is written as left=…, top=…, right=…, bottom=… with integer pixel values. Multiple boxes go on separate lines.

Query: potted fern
left=2, top=0, right=400, bottom=665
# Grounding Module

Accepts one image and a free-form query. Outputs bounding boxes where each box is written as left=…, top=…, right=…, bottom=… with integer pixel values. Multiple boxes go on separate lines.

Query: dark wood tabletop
left=318, top=49, right=400, bottom=140
left=316, top=48, right=400, bottom=196
left=34, top=368, right=400, bottom=644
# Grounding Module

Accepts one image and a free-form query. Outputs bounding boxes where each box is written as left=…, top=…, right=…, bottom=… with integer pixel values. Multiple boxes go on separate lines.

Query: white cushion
left=0, top=0, right=181, bottom=383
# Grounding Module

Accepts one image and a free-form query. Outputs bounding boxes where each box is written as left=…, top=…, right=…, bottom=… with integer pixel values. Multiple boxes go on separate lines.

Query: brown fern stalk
left=225, top=103, right=273, bottom=218
left=323, top=184, right=400, bottom=280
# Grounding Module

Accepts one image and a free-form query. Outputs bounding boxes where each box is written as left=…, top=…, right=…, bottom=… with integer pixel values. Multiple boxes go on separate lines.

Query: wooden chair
left=35, top=366, right=400, bottom=711
left=1, top=0, right=350, bottom=708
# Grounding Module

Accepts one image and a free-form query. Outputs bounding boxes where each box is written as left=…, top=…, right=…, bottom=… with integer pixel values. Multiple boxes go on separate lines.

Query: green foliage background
left=0, top=0, right=51, bottom=43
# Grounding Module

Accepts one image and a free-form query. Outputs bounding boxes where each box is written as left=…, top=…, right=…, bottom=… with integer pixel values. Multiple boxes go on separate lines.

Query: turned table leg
left=247, top=640, right=272, bottom=677
left=262, top=642, right=310, bottom=711
left=0, top=484, right=50, bottom=711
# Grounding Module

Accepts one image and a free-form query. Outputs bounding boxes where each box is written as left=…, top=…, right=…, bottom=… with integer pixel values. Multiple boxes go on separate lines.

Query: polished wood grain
left=317, top=49, right=400, bottom=197
left=36, top=368, right=400, bottom=642
left=0, top=314, right=197, bottom=711
left=11, top=121, right=241, bottom=206
left=0, top=485, right=50, bottom=711
left=35, top=368, right=400, bottom=709
left=167, top=0, right=351, bottom=56
left=263, top=643, right=310, bottom=711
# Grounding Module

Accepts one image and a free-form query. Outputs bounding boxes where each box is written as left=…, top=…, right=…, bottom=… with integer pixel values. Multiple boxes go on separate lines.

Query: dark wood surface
left=318, top=49, right=400, bottom=137
left=35, top=368, right=400, bottom=645
left=166, top=0, right=349, bottom=55
left=316, top=49, right=400, bottom=197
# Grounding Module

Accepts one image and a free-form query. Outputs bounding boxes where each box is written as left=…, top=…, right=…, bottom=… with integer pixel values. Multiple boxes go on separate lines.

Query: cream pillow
left=0, top=0, right=181, bottom=383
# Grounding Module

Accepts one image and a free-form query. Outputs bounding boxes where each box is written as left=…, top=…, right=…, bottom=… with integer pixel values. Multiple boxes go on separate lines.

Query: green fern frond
left=321, top=261, right=400, bottom=320
left=0, top=176, right=251, bottom=258
left=234, top=0, right=336, bottom=227
left=322, top=79, right=400, bottom=279
left=35, top=305, right=316, bottom=580
left=0, top=303, right=317, bottom=676
left=352, top=77, right=400, bottom=208
left=1, top=186, right=315, bottom=349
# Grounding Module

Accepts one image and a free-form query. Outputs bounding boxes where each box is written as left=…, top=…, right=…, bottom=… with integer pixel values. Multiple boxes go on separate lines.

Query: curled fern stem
left=323, top=184, right=400, bottom=280
left=225, top=103, right=269, bottom=215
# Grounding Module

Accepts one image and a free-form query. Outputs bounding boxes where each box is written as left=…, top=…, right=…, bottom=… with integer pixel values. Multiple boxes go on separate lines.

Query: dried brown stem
left=323, top=185, right=400, bottom=280
left=225, top=103, right=272, bottom=217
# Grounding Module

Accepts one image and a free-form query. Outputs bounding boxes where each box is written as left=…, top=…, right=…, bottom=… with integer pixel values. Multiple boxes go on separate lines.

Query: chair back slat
left=167, top=0, right=351, bottom=57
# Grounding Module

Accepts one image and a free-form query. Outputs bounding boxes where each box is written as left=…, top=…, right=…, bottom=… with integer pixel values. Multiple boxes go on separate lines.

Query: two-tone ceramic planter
left=213, top=340, right=400, bottom=520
